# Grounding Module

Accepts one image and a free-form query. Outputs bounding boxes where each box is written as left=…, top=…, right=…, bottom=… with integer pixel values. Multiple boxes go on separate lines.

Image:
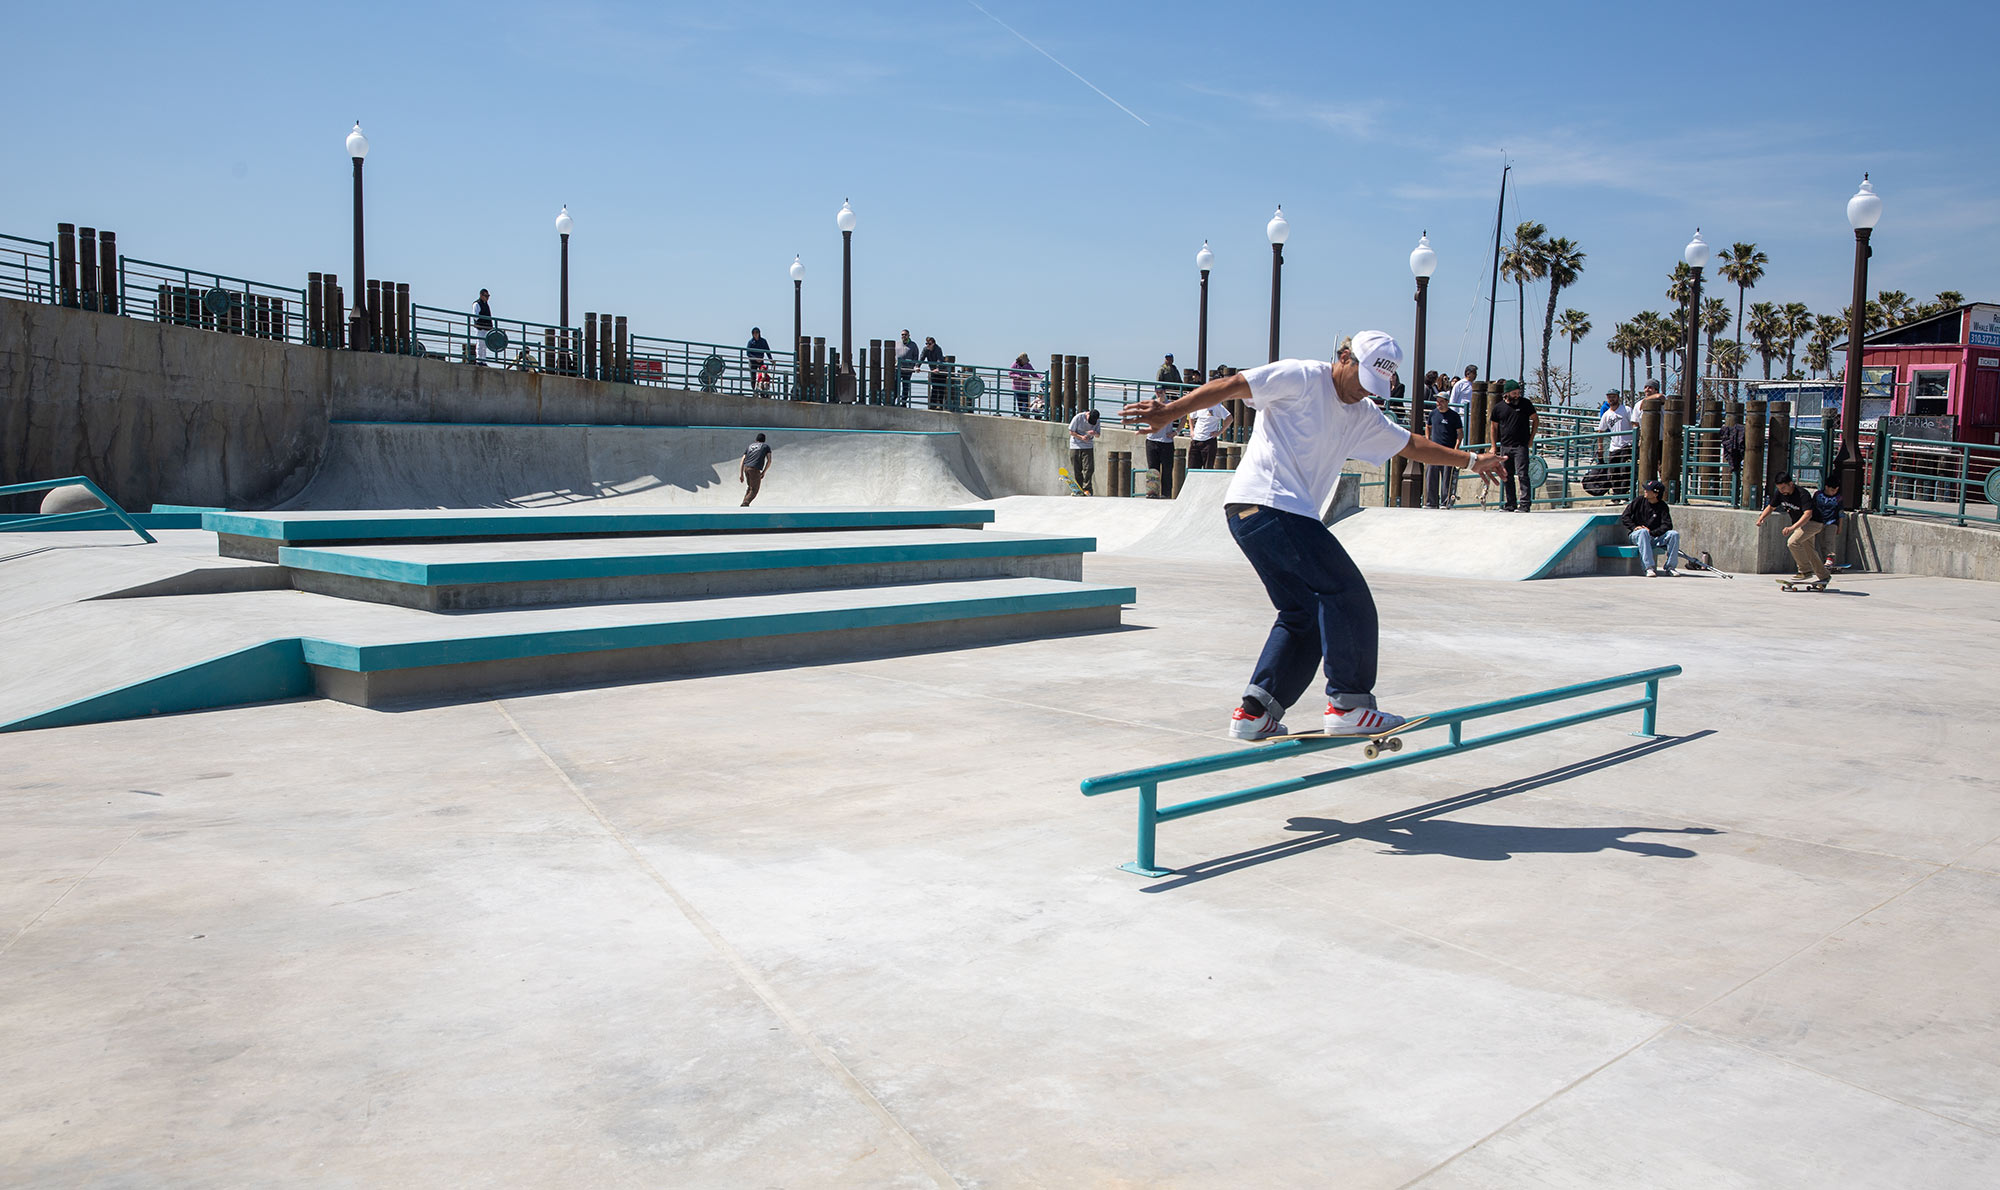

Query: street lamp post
left=1399, top=233, right=1437, bottom=508
left=1839, top=175, right=1881, bottom=510
left=836, top=199, right=856, bottom=401
left=555, top=205, right=573, bottom=330
left=1195, top=240, right=1213, bottom=379
left=345, top=121, right=369, bottom=350
left=1681, top=229, right=1709, bottom=425
left=1266, top=207, right=1288, bottom=363
left=789, top=254, right=804, bottom=397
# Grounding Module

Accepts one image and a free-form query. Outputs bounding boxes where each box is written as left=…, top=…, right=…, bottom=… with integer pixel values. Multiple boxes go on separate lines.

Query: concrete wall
left=0, top=296, right=1152, bottom=510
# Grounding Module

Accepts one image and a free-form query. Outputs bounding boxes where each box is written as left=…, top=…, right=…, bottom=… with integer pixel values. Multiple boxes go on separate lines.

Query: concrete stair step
left=207, top=505, right=995, bottom=561
left=1, top=577, right=1134, bottom=731
left=278, top=529, right=1098, bottom=609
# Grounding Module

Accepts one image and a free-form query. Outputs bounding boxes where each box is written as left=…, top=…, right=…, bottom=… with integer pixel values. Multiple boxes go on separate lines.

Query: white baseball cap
left=1349, top=330, right=1402, bottom=399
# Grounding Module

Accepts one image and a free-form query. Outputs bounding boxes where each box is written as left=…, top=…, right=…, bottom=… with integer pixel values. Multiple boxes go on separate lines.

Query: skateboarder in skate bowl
left=1122, top=331, right=1503, bottom=740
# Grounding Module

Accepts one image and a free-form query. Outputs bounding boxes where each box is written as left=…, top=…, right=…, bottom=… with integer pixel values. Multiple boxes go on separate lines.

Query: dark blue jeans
left=1225, top=505, right=1380, bottom=713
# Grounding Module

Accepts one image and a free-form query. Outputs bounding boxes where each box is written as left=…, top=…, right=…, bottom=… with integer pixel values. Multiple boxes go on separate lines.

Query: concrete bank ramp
left=987, top=468, right=1622, bottom=580
left=282, top=422, right=989, bottom=510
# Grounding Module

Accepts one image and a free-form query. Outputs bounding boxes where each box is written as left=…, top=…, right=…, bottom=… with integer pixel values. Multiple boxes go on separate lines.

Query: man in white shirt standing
left=1449, top=364, right=1477, bottom=415
left=1124, top=332, right=1502, bottom=739
left=1188, top=401, right=1232, bottom=469
left=1596, top=389, right=1635, bottom=457
left=1144, top=414, right=1179, bottom=498
left=1067, top=408, right=1101, bottom=495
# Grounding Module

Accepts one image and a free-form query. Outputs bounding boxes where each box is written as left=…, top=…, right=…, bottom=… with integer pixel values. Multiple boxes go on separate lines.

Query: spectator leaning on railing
left=746, top=327, right=771, bottom=394
left=895, top=331, right=918, bottom=404
left=921, top=336, right=946, bottom=408
left=473, top=289, right=494, bottom=365
left=1010, top=353, right=1042, bottom=418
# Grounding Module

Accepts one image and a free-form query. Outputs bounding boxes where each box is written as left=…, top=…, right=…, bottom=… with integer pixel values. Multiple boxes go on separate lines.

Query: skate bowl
left=280, top=421, right=991, bottom=510
left=989, top=469, right=1628, bottom=581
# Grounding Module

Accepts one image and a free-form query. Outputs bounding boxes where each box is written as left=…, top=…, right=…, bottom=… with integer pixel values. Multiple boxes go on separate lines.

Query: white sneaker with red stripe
left=1323, top=704, right=1407, bottom=736
left=1228, top=706, right=1287, bottom=740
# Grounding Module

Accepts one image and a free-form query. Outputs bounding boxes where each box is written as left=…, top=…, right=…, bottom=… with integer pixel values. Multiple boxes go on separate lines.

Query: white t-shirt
left=1190, top=404, right=1232, bottom=441
left=1449, top=378, right=1473, bottom=410
left=1068, top=413, right=1099, bottom=451
left=1224, top=359, right=1412, bottom=519
left=1597, top=404, right=1635, bottom=448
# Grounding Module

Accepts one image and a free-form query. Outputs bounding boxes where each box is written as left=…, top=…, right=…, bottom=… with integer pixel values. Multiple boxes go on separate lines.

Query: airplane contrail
left=964, top=0, right=1150, bottom=127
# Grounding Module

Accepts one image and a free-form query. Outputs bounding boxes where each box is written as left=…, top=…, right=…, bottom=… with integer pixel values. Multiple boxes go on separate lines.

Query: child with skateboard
left=1122, top=331, right=1503, bottom=740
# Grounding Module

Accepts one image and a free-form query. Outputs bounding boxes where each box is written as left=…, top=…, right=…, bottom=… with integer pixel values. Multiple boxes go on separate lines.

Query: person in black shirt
left=745, top=327, right=772, bottom=394
left=1756, top=472, right=1832, bottom=583
left=1425, top=399, right=1463, bottom=507
left=1619, top=479, right=1680, bottom=576
left=1487, top=380, right=1539, bottom=512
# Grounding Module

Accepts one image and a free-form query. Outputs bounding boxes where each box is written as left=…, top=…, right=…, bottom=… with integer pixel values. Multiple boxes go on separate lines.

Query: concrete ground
left=5, top=550, right=1999, bottom=1187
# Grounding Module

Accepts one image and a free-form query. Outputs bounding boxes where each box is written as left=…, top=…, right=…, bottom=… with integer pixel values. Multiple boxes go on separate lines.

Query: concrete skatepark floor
left=5, top=551, right=1999, bottom=1187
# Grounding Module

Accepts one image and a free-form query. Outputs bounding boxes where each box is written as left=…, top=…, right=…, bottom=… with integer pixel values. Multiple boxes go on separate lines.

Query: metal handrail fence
left=118, top=257, right=307, bottom=343
left=627, top=334, right=797, bottom=399
left=0, top=476, right=156, bottom=544
left=1877, top=435, right=2000, bottom=527
left=1678, top=426, right=1739, bottom=506
left=1450, top=431, right=1633, bottom=510
left=1089, top=376, right=1259, bottom=444
left=0, top=234, right=56, bottom=305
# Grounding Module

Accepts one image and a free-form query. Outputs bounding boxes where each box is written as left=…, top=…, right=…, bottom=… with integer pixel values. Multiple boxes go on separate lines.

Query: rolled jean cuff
left=1244, top=683, right=1281, bottom=717
left=1328, top=692, right=1377, bottom=711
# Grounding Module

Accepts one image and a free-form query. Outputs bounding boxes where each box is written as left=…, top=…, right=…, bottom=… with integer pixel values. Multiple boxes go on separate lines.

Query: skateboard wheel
left=1385, top=736, right=1404, bottom=753
left=1362, top=743, right=1381, bottom=760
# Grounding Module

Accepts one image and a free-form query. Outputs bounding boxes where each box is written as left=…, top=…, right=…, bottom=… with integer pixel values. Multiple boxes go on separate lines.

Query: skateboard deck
left=1254, top=715, right=1431, bottom=760
left=1058, top=466, right=1087, bottom=496
left=1776, top=578, right=1830, bottom=592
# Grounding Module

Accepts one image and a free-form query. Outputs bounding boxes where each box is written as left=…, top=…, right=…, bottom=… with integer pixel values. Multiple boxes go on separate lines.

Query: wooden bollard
left=1077, top=356, right=1091, bottom=424
left=1766, top=400, right=1792, bottom=496
left=396, top=283, right=411, bottom=354
left=1661, top=405, right=1685, bottom=499
left=56, top=223, right=77, bottom=307
left=307, top=273, right=324, bottom=345
left=1636, top=395, right=1664, bottom=496
left=1173, top=446, right=1187, bottom=498
left=98, top=230, right=117, bottom=315
left=584, top=313, right=598, bottom=378
left=78, top=227, right=98, bottom=310
left=614, top=315, right=629, bottom=382
left=1744, top=400, right=1768, bottom=510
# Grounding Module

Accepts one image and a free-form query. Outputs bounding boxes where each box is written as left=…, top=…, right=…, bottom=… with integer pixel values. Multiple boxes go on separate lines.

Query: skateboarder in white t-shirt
left=1124, top=331, right=1503, bottom=739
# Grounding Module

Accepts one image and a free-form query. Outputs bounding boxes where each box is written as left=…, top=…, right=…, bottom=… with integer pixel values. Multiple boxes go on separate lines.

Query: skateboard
left=1058, top=466, right=1088, bottom=497
left=1776, top=578, right=1830, bottom=592
left=1253, top=715, right=1431, bottom=760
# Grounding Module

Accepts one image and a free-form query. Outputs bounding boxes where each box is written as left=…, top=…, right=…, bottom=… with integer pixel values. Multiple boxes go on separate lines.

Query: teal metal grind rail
left=1080, top=666, right=1681, bottom=876
left=0, top=476, right=156, bottom=544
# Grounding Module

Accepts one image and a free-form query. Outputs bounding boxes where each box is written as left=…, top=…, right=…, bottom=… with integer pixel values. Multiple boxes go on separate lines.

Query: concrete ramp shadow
left=1141, top=731, right=1717, bottom=891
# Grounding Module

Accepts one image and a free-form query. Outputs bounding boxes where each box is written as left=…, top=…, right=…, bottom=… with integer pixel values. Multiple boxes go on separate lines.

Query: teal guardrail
left=1079, top=665, right=1681, bottom=876
left=1878, top=434, right=2000, bottom=527
left=0, top=476, right=156, bottom=544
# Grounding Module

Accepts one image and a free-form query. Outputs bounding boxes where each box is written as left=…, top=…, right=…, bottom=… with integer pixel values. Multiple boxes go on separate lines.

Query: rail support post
left=1120, top=784, right=1170, bottom=878
left=1634, top=678, right=1661, bottom=739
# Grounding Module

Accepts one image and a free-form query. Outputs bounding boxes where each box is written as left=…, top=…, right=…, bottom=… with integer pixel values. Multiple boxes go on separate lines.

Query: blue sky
left=7, top=0, right=1994, bottom=394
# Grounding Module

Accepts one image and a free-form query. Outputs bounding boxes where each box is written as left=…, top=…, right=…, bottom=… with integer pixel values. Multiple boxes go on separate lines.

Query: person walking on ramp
left=739, top=433, right=773, bottom=506
left=1123, top=331, right=1502, bottom=739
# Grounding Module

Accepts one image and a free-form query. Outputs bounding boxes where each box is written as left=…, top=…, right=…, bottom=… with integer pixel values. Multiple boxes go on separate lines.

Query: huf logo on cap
left=1372, top=358, right=1396, bottom=377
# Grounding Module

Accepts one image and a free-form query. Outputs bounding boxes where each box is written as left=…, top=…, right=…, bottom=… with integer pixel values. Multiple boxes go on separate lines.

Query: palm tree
left=1558, top=309, right=1592, bottom=386
left=1710, top=338, right=1748, bottom=379
left=1653, top=310, right=1686, bottom=392
left=1500, top=221, right=1548, bottom=381
left=1809, top=314, right=1844, bottom=378
left=1701, top=296, right=1731, bottom=361
left=1666, top=262, right=1697, bottom=310
left=1876, top=290, right=1915, bottom=328
left=1716, top=241, right=1768, bottom=346
left=1918, top=290, right=1966, bottom=319
left=1606, top=322, right=1637, bottom=396
left=1842, top=300, right=1887, bottom=334
left=1747, top=302, right=1784, bottom=379
left=1536, top=237, right=1585, bottom=400
left=1781, top=302, right=1812, bottom=379
left=1630, top=311, right=1664, bottom=384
